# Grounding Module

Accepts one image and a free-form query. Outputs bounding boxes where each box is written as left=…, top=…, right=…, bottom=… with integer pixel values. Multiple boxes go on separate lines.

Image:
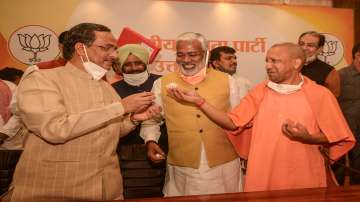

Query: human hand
left=121, top=92, right=155, bottom=113
left=167, top=87, right=203, bottom=105
left=146, top=141, right=165, bottom=163
left=281, top=119, right=313, bottom=144
left=131, top=104, right=162, bottom=121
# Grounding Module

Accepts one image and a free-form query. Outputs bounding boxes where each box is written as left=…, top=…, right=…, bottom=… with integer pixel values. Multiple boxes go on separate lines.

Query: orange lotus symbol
left=17, top=33, right=51, bottom=63
left=319, top=40, right=337, bottom=64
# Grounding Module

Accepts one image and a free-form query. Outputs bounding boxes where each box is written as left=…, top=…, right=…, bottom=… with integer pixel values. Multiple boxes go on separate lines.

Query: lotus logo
left=18, top=33, right=51, bottom=63
left=8, top=25, right=59, bottom=65
left=318, top=33, right=344, bottom=66
left=319, top=40, right=338, bottom=64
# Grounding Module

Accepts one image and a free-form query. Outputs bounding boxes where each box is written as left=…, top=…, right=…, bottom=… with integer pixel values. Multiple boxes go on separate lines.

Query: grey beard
left=305, top=54, right=317, bottom=65
left=179, top=64, right=204, bottom=76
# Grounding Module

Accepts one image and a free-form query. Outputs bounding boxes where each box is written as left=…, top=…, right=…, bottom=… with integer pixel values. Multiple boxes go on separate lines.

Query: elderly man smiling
left=141, top=32, right=244, bottom=196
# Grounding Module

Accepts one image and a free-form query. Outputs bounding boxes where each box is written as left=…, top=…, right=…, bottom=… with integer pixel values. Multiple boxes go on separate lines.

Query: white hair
left=176, top=32, right=208, bottom=51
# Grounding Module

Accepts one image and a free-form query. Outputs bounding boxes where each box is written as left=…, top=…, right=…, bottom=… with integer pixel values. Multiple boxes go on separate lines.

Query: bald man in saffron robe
left=168, top=42, right=355, bottom=192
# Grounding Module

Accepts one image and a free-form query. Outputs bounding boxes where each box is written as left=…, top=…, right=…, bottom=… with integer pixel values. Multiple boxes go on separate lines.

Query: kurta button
left=199, top=129, right=203, bottom=133
left=196, top=114, right=201, bottom=118
left=195, top=87, right=198, bottom=90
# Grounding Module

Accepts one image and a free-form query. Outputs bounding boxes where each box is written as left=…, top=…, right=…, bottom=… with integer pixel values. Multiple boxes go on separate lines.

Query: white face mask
left=123, top=70, right=149, bottom=86
left=267, top=74, right=304, bottom=94
left=80, top=46, right=108, bottom=80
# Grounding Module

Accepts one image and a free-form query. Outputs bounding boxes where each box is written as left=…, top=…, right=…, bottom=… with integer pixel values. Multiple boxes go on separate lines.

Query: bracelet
left=195, top=98, right=206, bottom=108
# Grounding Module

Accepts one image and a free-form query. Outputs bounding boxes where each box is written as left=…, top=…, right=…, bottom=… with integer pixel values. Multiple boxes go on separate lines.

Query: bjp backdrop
left=0, top=0, right=353, bottom=85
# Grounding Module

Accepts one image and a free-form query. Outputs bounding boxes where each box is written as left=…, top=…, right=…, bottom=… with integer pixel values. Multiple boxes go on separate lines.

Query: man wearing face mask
left=142, top=32, right=243, bottom=196
left=112, top=44, right=168, bottom=198
left=298, top=31, right=340, bottom=97
left=4, top=23, right=160, bottom=202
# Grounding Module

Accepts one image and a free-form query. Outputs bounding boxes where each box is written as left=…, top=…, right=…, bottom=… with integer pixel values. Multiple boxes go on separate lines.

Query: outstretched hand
left=167, top=87, right=203, bottom=104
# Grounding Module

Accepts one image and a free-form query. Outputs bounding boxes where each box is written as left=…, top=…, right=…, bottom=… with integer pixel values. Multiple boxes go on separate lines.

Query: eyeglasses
left=92, top=44, right=117, bottom=53
left=176, top=51, right=204, bottom=59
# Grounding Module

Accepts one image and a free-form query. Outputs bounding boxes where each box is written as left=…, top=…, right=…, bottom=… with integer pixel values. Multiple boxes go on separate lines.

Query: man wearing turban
left=112, top=44, right=168, bottom=198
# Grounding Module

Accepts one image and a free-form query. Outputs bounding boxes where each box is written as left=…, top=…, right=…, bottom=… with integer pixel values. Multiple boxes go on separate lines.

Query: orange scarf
left=180, top=67, right=207, bottom=85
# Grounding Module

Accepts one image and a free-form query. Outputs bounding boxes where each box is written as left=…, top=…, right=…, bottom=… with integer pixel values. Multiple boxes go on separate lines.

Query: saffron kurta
left=11, top=63, right=136, bottom=201
left=227, top=76, right=355, bottom=192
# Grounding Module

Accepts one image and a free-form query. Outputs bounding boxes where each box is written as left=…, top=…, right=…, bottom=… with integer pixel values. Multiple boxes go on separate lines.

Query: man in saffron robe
left=168, top=42, right=355, bottom=192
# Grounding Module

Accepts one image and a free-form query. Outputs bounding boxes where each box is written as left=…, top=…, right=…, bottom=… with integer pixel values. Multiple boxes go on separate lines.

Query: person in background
left=0, top=79, right=15, bottom=130
left=168, top=42, right=355, bottom=192
left=4, top=23, right=160, bottom=202
left=113, top=44, right=167, bottom=147
left=209, top=45, right=251, bottom=98
left=143, top=32, right=243, bottom=196
left=112, top=44, right=168, bottom=198
left=0, top=67, right=24, bottom=85
left=298, top=31, right=340, bottom=97
left=336, top=42, right=360, bottom=185
left=0, top=68, right=24, bottom=149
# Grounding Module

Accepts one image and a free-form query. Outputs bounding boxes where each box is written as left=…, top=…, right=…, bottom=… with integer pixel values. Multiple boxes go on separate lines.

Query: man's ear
left=293, top=58, right=302, bottom=70
left=355, top=52, right=360, bottom=59
left=74, top=42, right=85, bottom=57
left=212, top=60, right=220, bottom=68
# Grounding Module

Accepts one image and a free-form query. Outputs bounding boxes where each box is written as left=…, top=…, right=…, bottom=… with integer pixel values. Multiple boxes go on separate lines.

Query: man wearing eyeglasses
left=298, top=31, right=340, bottom=97
left=142, top=32, right=243, bottom=196
left=4, top=23, right=161, bottom=201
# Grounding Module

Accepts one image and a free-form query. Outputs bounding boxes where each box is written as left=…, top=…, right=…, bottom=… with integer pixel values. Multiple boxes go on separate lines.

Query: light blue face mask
left=80, top=45, right=108, bottom=80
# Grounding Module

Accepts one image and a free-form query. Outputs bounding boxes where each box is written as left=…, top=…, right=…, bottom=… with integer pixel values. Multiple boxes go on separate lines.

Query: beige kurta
left=10, top=63, right=136, bottom=201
